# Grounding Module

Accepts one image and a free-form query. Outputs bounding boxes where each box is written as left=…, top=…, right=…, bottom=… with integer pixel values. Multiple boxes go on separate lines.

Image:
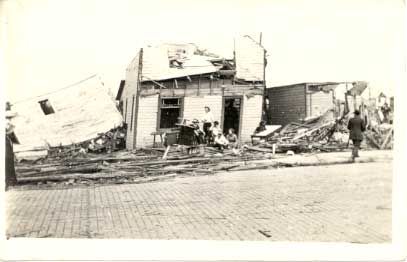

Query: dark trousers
left=352, top=139, right=361, bottom=158
left=203, top=122, right=212, bottom=143
left=5, top=137, right=17, bottom=190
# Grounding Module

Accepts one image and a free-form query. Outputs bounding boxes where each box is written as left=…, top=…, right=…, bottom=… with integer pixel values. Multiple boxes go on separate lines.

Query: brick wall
left=240, top=94, right=263, bottom=142
left=267, top=84, right=306, bottom=126
left=135, top=95, right=159, bottom=148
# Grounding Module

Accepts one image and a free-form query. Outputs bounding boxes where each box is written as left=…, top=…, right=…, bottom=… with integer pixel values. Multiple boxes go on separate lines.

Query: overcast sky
left=1, top=0, right=405, bottom=103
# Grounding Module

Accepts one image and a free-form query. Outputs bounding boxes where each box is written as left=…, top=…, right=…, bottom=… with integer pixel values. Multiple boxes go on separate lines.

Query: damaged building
left=266, top=81, right=368, bottom=126
left=10, top=75, right=124, bottom=160
left=117, top=36, right=267, bottom=149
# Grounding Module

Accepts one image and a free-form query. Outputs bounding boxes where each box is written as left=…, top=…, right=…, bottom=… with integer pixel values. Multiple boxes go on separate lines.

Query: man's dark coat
left=347, top=116, right=366, bottom=140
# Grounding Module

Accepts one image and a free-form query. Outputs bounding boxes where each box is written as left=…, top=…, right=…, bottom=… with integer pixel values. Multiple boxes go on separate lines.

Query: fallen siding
left=12, top=75, right=123, bottom=155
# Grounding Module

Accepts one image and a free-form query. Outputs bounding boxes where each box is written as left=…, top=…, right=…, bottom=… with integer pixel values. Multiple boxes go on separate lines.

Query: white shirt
left=210, top=126, right=221, bottom=136
left=215, top=135, right=229, bottom=145
left=202, top=111, right=214, bottom=123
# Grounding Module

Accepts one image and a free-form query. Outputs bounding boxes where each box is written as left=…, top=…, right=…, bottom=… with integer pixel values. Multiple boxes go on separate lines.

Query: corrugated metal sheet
left=12, top=75, right=123, bottom=154
left=235, top=36, right=265, bottom=81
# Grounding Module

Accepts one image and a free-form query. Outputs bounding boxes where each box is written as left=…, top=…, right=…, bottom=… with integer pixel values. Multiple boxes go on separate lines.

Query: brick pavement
left=6, top=162, right=392, bottom=242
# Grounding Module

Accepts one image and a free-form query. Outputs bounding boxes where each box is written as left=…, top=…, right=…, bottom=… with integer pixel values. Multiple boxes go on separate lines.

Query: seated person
left=254, top=120, right=267, bottom=134
left=226, top=128, right=238, bottom=148
left=214, top=132, right=229, bottom=151
left=191, top=119, right=205, bottom=145
left=210, top=121, right=221, bottom=139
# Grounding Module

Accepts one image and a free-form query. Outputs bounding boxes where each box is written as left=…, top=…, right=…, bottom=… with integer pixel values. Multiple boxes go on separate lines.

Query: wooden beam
left=380, top=128, right=393, bottom=149
left=292, top=122, right=334, bottom=141
left=209, top=76, right=213, bottom=95
left=198, top=74, right=201, bottom=96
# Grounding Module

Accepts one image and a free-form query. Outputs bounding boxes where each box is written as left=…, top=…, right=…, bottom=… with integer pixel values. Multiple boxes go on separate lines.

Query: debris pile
left=47, top=126, right=126, bottom=159
left=15, top=144, right=295, bottom=186
left=364, top=124, right=393, bottom=150
left=259, top=108, right=393, bottom=153
left=261, top=109, right=348, bottom=153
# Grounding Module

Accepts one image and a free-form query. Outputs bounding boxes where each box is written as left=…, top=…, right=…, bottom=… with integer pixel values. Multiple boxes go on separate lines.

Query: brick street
left=6, top=162, right=392, bottom=243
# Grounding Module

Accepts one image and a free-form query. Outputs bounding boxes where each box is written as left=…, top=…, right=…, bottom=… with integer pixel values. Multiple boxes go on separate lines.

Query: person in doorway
left=347, top=110, right=366, bottom=162
left=254, top=120, right=267, bottom=134
left=226, top=128, right=238, bottom=148
left=214, top=132, right=229, bottom=151
left=201, top=106, right=214, bottom=143
left=224, top=101, right=238, bottom=132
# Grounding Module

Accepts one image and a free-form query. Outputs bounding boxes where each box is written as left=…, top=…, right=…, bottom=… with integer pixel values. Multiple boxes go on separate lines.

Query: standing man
left=347, top=110, right=366, bottom=162
left=201, top=106, right=214, bottom=143
left=5, top=108, right=18, bottom=190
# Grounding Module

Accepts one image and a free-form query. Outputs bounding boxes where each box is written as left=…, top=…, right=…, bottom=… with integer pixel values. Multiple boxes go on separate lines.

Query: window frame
left=38, top=99, right=55, bottom=115
left=157, top=96, right=184, bottom=131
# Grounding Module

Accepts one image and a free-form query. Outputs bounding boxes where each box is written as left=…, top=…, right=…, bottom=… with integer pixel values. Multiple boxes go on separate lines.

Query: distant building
left=266, top=82, right=339, bottom=126
left=266, top=81, right=368, bottom=126
left=117, top=36, right=267, bottom=149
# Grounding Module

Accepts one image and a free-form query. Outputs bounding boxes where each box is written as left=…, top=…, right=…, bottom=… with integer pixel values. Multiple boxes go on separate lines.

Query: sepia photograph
left=1, top=0, right=406, bottom=261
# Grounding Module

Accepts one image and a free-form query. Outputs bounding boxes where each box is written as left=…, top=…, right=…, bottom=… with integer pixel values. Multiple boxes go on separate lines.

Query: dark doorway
left=223, top=97, right=242, bottom=137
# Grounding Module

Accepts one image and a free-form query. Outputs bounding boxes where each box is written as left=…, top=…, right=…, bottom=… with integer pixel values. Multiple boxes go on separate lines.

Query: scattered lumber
left=380, top=127, right=393, bottom=150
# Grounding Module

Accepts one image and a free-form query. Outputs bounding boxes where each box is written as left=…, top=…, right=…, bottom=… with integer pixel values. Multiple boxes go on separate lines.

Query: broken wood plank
left=365, top=133, right=381, bottom=149
left=244, top=146, right=273, bottom=153
left=162, top=146, right=171, bottom=159
left=292, top=122, right=334, bottom=141
left=380, top=128, right=393, bottom=150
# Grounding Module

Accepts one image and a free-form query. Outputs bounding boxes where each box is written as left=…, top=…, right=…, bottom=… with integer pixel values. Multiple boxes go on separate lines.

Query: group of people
left=187, top=106, right=239, bottom=151
left=186, top=105, right=367, bottom=161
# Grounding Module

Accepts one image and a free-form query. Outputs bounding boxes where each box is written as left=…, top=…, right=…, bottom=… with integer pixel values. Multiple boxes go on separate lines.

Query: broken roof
left=347, top=81, right=368, bottom=96
left=140, top=43, right=219, bottom=82
left=270, top=82, right=342, bottom=90
left=128, top=37, right=267, bottom=82
left=11, top=75, right=123, bottom=155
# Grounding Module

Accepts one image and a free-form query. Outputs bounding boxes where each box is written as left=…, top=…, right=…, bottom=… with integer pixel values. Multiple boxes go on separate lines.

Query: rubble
left=258, top=108, right=393, bottom=153
left=47, top=125, right=127, bottom=159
